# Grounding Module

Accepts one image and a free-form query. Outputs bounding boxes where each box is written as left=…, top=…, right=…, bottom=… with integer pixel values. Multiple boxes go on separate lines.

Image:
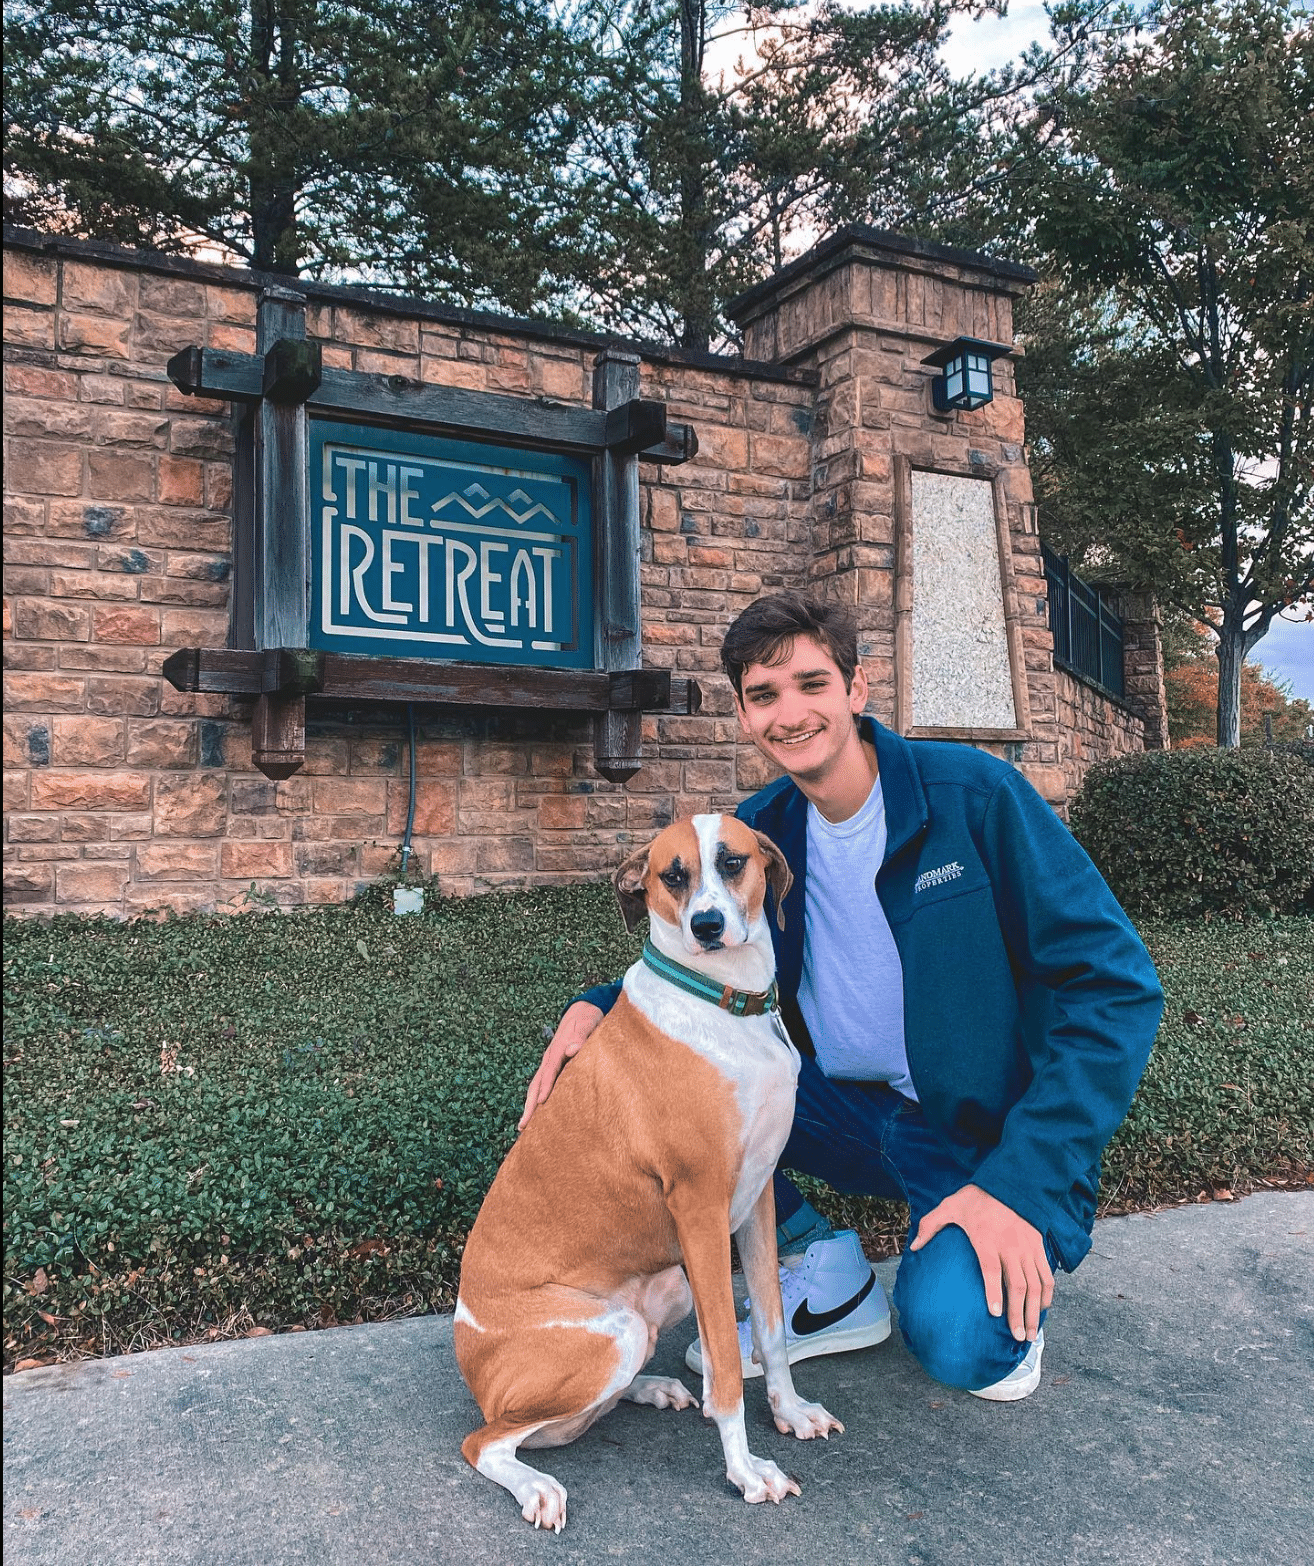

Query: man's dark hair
left=721, top=591, right=859, bottom=702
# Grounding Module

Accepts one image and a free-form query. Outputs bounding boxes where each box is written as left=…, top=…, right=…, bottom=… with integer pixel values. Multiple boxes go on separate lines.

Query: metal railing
left=1041, top=544, right=1126, bottom=700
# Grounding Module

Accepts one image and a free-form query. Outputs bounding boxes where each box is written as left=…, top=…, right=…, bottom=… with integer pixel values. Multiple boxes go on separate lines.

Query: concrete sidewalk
left=4, top=1193, right=1311, bottom=1566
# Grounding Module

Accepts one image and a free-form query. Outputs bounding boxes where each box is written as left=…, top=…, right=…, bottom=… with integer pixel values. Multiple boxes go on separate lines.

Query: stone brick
left=682, top=759, right=736, bottom=793
left=87, top=450, right=154, bottom=503
left=3, top=251, right=58, bottom=306
left=138, top=276, right=206, bottom=317
left=93, top=410, right=170, bottom=449
left=108, top=812, right=154, bottom=840
left=5, top=439, right=83, bottom=496
left=168, top=419, right=233, bottom=460
left=8, top=812, right=59, bottom=842
left=93, top=604, right=160, bottom=644
left=135, top=508, right=230, bottom=551
left=62, top=261, right=136, bottom=315
left=60, top=312, right=133, bottom=358
left=153, top=772, right=226, bottom=836
left=123, top=885, right=215, bottom=917
left=3, top=863, right=53, bottom=903
left=536, top=356, right=586, bottom=401
left=14, top=599, right=91, bottom=642
left=476, top=837, right=535, bottom=872
left=3, top=644, right=56, bottom=673
left=135, top=842, right=218, bottom=881
left=206, top=285, right=257, bottom=324
left=61, top=645, right=148, bottom=673
left=51, top=716, right=126, bottom=766
left=46, top=500, right=134, bottom=541
left=221, top=840, right=293, bottom=879
left=536, top=794, right=588, bottom=829
left=204, top=323, right=257, bottom=355
left=385, top=779, right=455, bottom=836
left=205, top=462, right=233, bottom=511
left=125, top=718, right=198, bottom=768
left=59, top=813, right=110, bottom=842
left=79, top=373, right=127, bottom=405
left=3, top=716, right=49, bottom=768
left=4, top=672, right=86, bottom=711
left=3, top=495, right=47, bottom=535
left=30, top=770, right=150, bottom=811
left=295, top=842, right=358, bottom=877
left=4, top=363, right=75, bottom=404
left=160, top=607, right=226, bottom=645
left=157, top=457, right=205, bottom=505
left=333, top=307, right=420, bottom=356
left=48, top=569, right=139, bottom=601
left=4, top=306, right=56, bottom=350
left=139, top=576, right=228, bottom=608
left=125, top=382, right=164, bottom=410
left=5, top=397, right=96, bottom=441
left=426, top=839, right=478, bottom=874
left=311, top=776, right=387, bottom=816
left=415, top=740, right=463, bottom=775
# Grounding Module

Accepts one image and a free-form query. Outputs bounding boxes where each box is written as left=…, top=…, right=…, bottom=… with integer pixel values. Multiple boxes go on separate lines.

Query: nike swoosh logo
left=790, top=1270, right=876, bottom=1336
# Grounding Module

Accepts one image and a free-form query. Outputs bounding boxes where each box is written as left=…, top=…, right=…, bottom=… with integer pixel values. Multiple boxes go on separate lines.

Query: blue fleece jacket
left=578, top=718, right=1164, bottom=1270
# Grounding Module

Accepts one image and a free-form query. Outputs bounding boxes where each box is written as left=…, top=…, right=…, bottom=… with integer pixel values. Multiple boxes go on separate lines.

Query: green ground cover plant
left=4, top=888, right=1310, bottom=1370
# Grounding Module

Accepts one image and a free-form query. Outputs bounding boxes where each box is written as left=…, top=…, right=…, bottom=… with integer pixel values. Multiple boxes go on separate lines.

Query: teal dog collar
left=641, top=939, right=779, bottom=1018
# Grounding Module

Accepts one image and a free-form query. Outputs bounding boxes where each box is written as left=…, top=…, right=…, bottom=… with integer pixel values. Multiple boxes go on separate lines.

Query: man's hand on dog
left=518, top=1001, right=603, bottom=1130
left=910, top=1183, right=1054, bottom=1343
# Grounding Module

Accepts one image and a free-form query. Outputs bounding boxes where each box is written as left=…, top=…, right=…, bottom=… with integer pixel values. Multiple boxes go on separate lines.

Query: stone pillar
left=1116, top=590, right=1170, bottom=750
left=727, top=226, right=1068, bottom=800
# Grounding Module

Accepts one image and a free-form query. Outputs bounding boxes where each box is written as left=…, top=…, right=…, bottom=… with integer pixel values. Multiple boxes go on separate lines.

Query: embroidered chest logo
left=914, top=861, right=964, bottom=894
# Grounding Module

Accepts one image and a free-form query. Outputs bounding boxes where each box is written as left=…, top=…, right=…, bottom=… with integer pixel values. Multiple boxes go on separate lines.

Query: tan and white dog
left=454, top=813, right=843, bottom=1532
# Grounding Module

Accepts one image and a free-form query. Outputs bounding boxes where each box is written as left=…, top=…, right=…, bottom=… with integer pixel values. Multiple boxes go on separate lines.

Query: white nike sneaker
left=970, top=1328, right=1045, bottom=1402
left=684, top=1229, right=891, bottom=1380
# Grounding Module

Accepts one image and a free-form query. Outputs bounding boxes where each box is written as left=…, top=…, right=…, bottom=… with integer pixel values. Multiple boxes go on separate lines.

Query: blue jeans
left=775, top=1054, right=1055, bottom=1392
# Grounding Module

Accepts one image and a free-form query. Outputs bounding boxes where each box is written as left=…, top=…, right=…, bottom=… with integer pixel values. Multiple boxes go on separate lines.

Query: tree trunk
left=676, top=0, right=712, bottom=353
left=248, top=0, right=301, bottom=274
left=1215, top=624, right=1244, bottom=748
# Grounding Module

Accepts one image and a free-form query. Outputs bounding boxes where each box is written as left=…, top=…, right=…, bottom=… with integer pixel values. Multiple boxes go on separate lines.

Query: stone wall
left=3, top=226, right=1162, bottom=917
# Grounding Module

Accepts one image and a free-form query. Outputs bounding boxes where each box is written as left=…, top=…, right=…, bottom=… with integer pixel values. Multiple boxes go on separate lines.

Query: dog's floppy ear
left=752, top=830, right=794, bottom=931
left=612, top=844, right=651, bottom=934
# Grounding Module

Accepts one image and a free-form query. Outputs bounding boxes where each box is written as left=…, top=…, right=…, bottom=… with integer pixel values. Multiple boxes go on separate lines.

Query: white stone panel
left=911, top=471, right=1017, bottom=730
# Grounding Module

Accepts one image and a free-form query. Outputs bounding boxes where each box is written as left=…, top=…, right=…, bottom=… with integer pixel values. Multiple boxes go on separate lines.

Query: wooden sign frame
left=165, top=289, right=701, bottom=780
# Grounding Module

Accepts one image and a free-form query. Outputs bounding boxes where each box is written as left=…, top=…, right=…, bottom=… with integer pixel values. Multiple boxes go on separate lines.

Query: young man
left=520, top=592, right=1163, bottom=1400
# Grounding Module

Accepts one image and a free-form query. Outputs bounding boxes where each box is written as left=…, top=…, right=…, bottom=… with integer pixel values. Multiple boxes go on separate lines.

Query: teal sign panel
left=309, top=419, right=592, bottom=667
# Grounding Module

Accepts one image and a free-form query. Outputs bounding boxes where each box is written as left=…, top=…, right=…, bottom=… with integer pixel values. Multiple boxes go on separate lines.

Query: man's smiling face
left=733, top=633, right=868, bottom=783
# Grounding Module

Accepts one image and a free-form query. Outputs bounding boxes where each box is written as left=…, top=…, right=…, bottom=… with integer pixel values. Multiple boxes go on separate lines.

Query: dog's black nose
left=690, top=909, right=726, bottom=945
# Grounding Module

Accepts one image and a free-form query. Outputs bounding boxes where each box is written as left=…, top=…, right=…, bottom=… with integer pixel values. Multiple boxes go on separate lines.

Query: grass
left=3, top=887, right=1310, bottom=1371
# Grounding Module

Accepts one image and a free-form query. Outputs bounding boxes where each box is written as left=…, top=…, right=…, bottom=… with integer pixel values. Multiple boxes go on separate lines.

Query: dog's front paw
left=727, top=1453, right=801, bottom=1505
left=768, top=1392, right=845, bottom=1440
left=517, top=1475, right=568, bottom=1533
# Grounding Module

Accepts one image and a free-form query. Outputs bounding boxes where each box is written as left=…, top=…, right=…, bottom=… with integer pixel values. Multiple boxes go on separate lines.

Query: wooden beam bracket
left=165, top=346, right=698, bottom=465
left=262, top=338, right=322, bottom=404
left=604, top=399, right=666, bottom=455
left=164, top=646, right=699, bottom=720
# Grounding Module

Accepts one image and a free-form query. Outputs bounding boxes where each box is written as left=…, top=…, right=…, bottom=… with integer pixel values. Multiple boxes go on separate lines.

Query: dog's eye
left=659, top=868, right=688, bottom=890
left=720, top=856, right=746, bottom=876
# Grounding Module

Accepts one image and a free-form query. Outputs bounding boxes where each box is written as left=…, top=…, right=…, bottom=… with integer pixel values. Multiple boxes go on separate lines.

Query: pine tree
left=4, top=0, right=579, bottom=311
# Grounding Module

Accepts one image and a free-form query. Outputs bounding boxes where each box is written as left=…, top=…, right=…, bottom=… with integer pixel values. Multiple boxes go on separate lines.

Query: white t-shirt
left=796, top=773, right=915, bottom=1098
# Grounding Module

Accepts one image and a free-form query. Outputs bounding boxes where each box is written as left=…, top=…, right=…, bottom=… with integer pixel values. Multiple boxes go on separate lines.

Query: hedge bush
left=1070, top=745, right=1314, bottom=918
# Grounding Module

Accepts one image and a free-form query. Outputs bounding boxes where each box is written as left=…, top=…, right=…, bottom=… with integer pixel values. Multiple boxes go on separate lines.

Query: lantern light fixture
left=921, top=337, right=1012, bottom=413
